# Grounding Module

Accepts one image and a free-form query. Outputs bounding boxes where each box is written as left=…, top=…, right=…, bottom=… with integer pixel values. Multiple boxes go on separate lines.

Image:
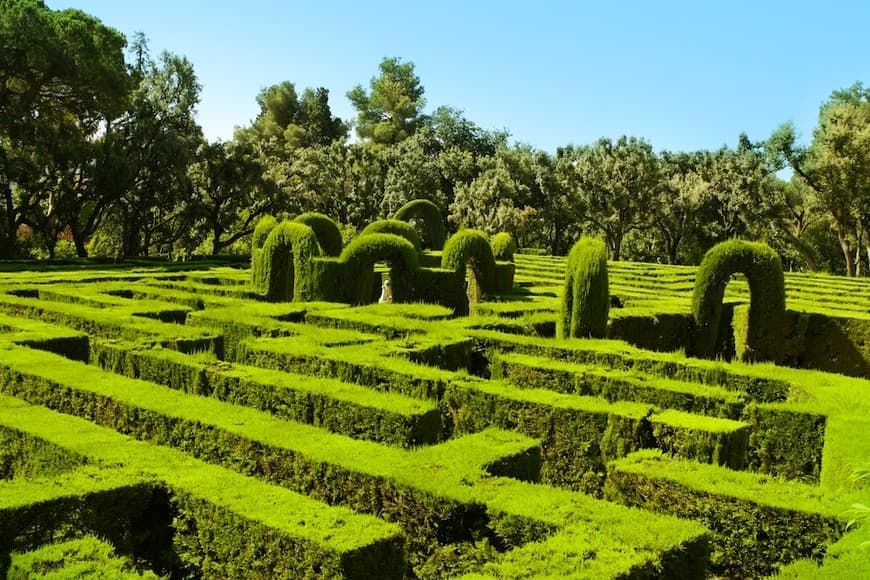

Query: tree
left=188, top=140, right=279, bottom=255
left=347, top=57, right=426, bottom=145
left=769, top=83, right=870, bottom=276
left=0, top=0, right=129, bottom=257
left=237, top=82, right=347, bottom=152
left=564, top=137, right=661, bottom=261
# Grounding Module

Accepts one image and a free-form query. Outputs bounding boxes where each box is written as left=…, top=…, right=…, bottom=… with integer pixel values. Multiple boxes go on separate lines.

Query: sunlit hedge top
left=491, top=232, right=517, bottom=262
left=294, top=212, right=342, bottom=257
left=558, top=237, right=609, bottom=339
left=360, top=219, right=422, bottom=252
left=441, top=229, right=497, bottom=292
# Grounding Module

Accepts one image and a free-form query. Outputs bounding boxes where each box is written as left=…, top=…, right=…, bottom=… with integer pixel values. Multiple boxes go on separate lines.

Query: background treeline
left=2, top=1, right=869, bottom=275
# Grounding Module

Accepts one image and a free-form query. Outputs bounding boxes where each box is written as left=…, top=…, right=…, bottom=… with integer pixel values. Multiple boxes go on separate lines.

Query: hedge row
left=605, top=450, right=844, bottom=577
left=8, top=535, right=162, bottom=579
left=0, top=394, right=407, bottom=579
left=91, top=340, right=443, bottom=447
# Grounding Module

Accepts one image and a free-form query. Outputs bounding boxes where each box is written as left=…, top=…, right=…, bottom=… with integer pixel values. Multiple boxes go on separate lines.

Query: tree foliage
left=347, top=57, right=426, bottom=145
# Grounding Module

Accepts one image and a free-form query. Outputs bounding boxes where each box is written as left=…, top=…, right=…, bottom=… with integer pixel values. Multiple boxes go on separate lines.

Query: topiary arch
left=259, top=221, right=321, bottom=302
left=441, top=229, right=497, bottom=296
left=360, top=219, right=422, bottom=252
left=293, top=212, right=343, bottom=257
left=691, top=239, right=786, bottom=362
left=331, top=233, right=420, bottom=304
left=393, top=199, right=447, bottom=251
left=558, top=238, right=610, bottom=339
left=490, top=232, right=517, bottom=262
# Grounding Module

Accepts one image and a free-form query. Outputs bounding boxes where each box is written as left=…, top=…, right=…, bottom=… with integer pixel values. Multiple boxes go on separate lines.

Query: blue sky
left=48, top=0, right=870, bottom=154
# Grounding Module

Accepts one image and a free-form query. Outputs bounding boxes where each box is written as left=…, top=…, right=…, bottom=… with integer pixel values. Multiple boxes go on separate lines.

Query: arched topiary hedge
left=557, top=238, right=609, bottom=340
left=259, top=221, right=321, bottom=302
left=441, top=229, right=497, bottom=295
left=691, top=239, right=786, bottom=362
left=293, top=212, right=343, bottom=257
left=360, top=219, right=422, bottom=252
left=251, top=215, right=279, bottom=291
left=393, top=199, right=447, bottom=251
left=491, top=232, right=517, bottom=262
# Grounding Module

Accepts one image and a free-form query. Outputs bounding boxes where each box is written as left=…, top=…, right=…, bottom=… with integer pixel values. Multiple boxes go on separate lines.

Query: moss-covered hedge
left=558, top=238, right=609, bottom=339
left=393, top=199, right=447, bottom=250
left=442, top=230, right=498, bottom=295
left=360, top=219, right=422, bottom=252
left=293, top=212, right=343, bottom=257
left=692, top=239, right=785, bottom=362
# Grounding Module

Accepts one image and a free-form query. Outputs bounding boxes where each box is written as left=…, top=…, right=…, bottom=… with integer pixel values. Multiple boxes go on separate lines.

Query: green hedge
left=360, top=219, right=422, bottom=252
left=8, top=535, right=162, bottom=579
left=490, top=233, right=517, bottom=262
left=692, top=239, right=786, bottom=362
left=393, top=199, right=447, bottom=250
left=442, top=230, right=498, bottom=297
left=293, top=212, right=343, bottom=257
left=259, top=221, right=322, bottom=302
left=744, top=403, right=826, bottom=482
left=557, top=238, right=609, bottom=339
left=605, top=450, right=843, bottom=578
left=649, top=410, right=749, bottom=469
left=250, top=214, right=278, bottom=292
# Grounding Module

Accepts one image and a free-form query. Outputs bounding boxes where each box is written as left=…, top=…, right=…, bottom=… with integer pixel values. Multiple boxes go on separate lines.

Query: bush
left=441, top=230, right=497, bottom=294
left=490, top=232, right=517, bottom=262
left=360, top=220, right=421, bottom=252
left=259, top=221, right=321, bottom=302
left=691, top=239, right=785, bottom=362
left=251, top=215, right=278, bottom=250
left=293, top=212, right=343, bottom=257
left=393, top=199, right=447, bottom=250
left=558, top=238, right=609, bottom=339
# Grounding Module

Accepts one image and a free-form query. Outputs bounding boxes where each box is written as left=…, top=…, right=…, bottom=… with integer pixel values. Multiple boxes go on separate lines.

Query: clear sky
left=47, top=0, right=870, bottom=154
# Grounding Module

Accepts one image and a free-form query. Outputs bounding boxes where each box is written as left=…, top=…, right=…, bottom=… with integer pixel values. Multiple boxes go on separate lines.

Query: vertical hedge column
left=691, top=239, right=786, bottom=362
left=558, top=238, right=609, bottom=339
left=251, top=215, right=278, bottom=293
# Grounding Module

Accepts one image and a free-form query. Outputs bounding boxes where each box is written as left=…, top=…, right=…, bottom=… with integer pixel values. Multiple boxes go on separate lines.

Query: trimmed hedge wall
left=360, top=219, right=422, bottom=252
left=259, top=221, right=322, bottom=302
left=558, top=238, right=609, bottom=339
left=293, top=212, right=343, bottom=257
left=393, top=199, right=447, bottom=250
left=490, top=233, right=517, bottom=262
left=691, top=239, right=786, bottom=362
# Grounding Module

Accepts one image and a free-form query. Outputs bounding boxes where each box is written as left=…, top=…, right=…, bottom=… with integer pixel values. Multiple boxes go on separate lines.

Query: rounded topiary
left=252, top=215, right=278, bottom=249
left=692, top=239, right=785, bottom=362
left=251, top=215, right=279, bottom=290
left=259, top=221, right=321, bottom=302
left=557, top=238, right=609, bottom=340
left=339, top=233, right=419, bottom=273
left=490, top=232, right=517, bottom=262
left=360, top=219, right=422, bottom=252
left=441, top=229, right=497, bottom=294
left=393, top=199, right=447, bottom=250
left=293, top=212, right=343, bottom=257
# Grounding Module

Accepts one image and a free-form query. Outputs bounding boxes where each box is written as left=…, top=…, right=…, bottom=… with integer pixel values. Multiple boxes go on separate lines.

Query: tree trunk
left=71, top=227, right=88, bottom=258
left=1, top=183, right=16, bottom=258
left=836, top=222, right=855, bottom=276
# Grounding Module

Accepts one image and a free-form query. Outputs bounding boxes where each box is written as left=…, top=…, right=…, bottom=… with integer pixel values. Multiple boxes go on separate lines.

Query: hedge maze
left=1, top=231, right=869, bottom=577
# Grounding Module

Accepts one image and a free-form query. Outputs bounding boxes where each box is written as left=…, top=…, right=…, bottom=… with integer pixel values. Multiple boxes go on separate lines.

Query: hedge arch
left=441, top=229, right=497, bottom=295
left=259, top=221, right=321, bottom=302
left=393, top=199, right=447, bottom=250
left=360, top=219, right=422, bottom=252
left=491, top=232, right=517, bottom=262
left=691, top=239, right=786, bottom=362
left=557, top=238, right=609, bottom=340
left=251, top=215, right=279, bottom=291
left=293, top=212, right=342, bottom=257
left=339, top=233, right=419, bottom=304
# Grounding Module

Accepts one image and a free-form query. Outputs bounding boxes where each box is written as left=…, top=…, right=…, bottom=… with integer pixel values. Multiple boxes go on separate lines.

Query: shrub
left=490, top=232, right=517, bottom=262
left=251, top=215, right=278, bottom=250
left=441, top=230, right=497, bottom=294
left=293, top=212, right=343, bottom=257
left=393, top=199, right=447, bottom=250
left=251, top=215, right=279, bottom=291
left=360, top=220, right=421, bottom=252
left=558, top=238, right=609, bottom=339
left=259, top=221, right=321, bottom=302
left=691, top=239, right=785, bottom=362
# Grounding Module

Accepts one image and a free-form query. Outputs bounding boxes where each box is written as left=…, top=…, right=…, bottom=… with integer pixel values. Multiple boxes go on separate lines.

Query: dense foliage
left=1, top=1, right=869, bottom=278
